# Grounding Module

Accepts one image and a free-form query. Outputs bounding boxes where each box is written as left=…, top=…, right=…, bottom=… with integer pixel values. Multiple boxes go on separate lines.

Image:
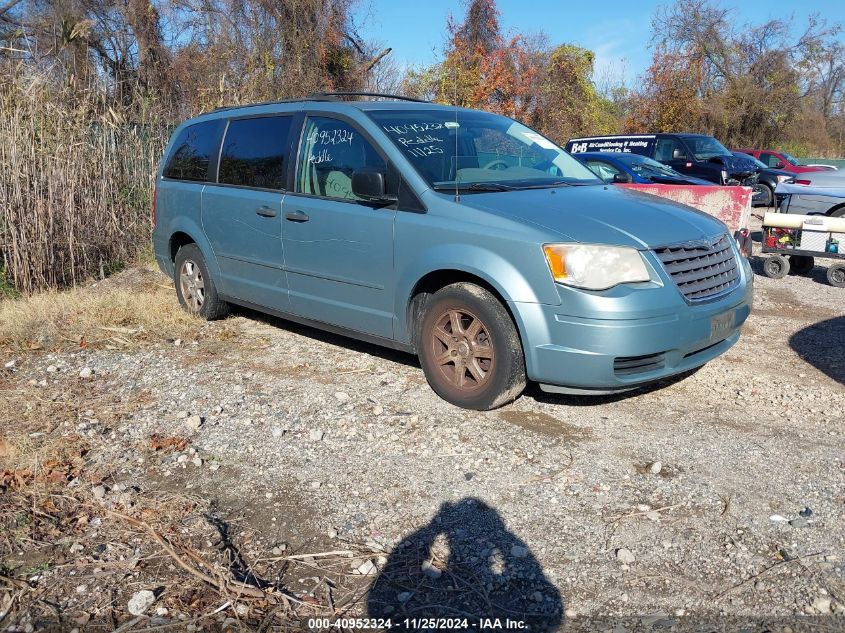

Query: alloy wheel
left=179, top=260, right=205, bottom=312
left=430, top=308, right=495, bottom=392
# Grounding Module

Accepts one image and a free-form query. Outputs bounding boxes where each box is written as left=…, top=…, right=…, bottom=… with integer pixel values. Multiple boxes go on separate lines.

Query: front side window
left=654, top=138, right=686, bottom=162
left=218, top=116, right=292, bottom=189
left=781, top=152, right=800, bottom=166
left=760, top=152, right=781, bottom=168
left=366, top=109, right=600, bottom=191
left=295, top=117, right=386, bottom=201
left=163, top=119, right=223, bottom=182
left=585, top=160, right=621, bottom=182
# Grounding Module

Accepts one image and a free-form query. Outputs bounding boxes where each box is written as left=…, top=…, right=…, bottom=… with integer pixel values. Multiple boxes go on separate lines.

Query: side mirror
left=612, top=172, right=632, bottom=184
left=672, top=149, right=687, bottom=160
left=351, top=168, right=397, bottom=203
left=775, top=161, right=786, bottom=169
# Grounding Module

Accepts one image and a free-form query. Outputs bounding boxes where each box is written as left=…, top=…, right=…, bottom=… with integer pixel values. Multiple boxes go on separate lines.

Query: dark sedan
left=575, top=152, right=714, bottom=186
left=731, top=152, right=794, bottom=208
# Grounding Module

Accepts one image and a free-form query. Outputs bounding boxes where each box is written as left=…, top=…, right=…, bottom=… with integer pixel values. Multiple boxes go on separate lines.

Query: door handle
left=256, top=205, right=277, bottom=218
left=285, top=210, right=310, bottom=223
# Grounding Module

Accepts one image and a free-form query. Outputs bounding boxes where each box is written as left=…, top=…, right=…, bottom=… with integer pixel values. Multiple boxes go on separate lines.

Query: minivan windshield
left=366, top=109, right=602, bottom=191
left=682, top=136, right=732, bottom=161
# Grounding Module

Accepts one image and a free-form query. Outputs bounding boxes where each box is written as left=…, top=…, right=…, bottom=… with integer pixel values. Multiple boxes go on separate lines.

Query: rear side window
left=218, top=116, right=293, bottom=190
left=654, top=138, right=686, bottom=162
left=163, top=119, right=223, bottom=182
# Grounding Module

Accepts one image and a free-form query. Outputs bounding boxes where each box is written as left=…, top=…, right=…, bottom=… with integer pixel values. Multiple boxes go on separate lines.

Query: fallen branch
left=106, top=509, right=298, bottom=604
left=607, top=504, right=681, bottom=523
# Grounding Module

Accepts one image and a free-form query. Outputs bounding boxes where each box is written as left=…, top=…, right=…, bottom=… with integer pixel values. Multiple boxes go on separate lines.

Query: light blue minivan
left=153, top=92, right=753, bottom=410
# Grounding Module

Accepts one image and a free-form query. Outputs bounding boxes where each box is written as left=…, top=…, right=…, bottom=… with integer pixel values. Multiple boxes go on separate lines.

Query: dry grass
left=0, top=263, right=202, bottom=351
left=0, top=68, right=169, bottom=294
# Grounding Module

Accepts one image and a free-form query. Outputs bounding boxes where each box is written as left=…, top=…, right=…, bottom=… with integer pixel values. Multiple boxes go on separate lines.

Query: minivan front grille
left=654, top=234, right=739, bottom=302
left=614, top=353, right=666, bottom=376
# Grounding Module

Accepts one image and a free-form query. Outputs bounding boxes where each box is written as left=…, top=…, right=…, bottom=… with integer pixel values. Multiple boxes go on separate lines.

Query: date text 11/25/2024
left=307, top=617, right=529, bottom=630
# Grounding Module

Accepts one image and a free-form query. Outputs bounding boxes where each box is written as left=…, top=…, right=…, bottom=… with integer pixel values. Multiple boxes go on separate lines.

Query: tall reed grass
left=0, top=67, right=170, bottom=294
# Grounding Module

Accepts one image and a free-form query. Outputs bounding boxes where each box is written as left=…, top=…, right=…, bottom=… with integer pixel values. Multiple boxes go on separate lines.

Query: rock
left=421, top=560, right=442, bottom=579
left=616, top=548, right=636, bottom=565
left=309, top=429, right=324, bottom=442
left=175, top=411, right=188, bottom=419
left=769, top=514, right=789, bottom=522
left=789, top=517, right=808, bottom=528
left=356, top=559, right=377, bottom=575
left=155, top=607, right=169, bottom=616
left=47, top=365, right=57, bottom=373
left=209, top=462, right=220, bottom=472
left=271, top=544, right=287, bottom=556
left=334, top=391, right=350, bottom=403
left=799, top=507, right=813, bottom=518
left=184, top=415, right=203, bottom=431
left=271, top=427, right=284, bottom=439
left=646, top=511, right=661, bottom=521
left=92, top=485, right=106, bottom=500
left=234, top=603, right=248, bottom=616
left=127, top=590, right=156, bottom=615
left=4, top=360, right=15, bottom=369
left=510, top=545, right=528, bottom=558
left=191, top=456, right=203, bottom=468
left=649, top=461, right=662, bottom=475
left=812, top=596, right=832, bottom=614
left=397, top=591, right=412, bottom=603
left=532, top=591, right=544, bottom=602
left=372, top=405, right=384, bottom=416
left=78, top=367, right=93, bottom=379
left=310, top=481, right=321, bottom=489
left=327, top=528, right=338, bottom=539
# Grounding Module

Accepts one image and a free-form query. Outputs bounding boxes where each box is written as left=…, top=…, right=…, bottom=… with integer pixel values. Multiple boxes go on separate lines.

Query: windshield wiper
left=432, top=182, right=514, bottom=192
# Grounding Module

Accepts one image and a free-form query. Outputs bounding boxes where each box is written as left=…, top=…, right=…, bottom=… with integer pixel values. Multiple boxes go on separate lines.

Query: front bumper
left=511, top=256, right=754, bottom=392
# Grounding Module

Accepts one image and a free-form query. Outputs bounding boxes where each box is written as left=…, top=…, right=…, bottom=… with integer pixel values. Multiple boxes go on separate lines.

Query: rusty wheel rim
left=179, top=260, right=205, bottom=313
left=430, top=308, right=495, bottom=392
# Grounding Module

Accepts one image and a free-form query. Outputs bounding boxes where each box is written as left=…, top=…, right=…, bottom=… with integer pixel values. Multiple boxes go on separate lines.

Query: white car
left=776, top=171, right=845, bottom=217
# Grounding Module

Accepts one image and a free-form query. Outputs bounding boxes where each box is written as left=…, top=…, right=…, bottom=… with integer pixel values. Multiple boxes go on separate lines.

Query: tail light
left=152, top=183, right=157, bottom=228
left=795, top=179, right=811, bottom=185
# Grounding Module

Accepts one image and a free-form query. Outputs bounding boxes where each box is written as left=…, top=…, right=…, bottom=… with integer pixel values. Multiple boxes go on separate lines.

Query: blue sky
left=355, top=0, right=845, bottom=86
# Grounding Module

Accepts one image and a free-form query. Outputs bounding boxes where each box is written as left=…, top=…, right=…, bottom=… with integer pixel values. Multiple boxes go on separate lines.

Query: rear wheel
left=758, top=184, right=774, bottom=208
left=763, top=254, right=789, bottom=279
left=174, top=244, right=229, bottom=320
left=827, top=263, right=845, bottom=288
left=788, top=255, right=815, bottom=275
left=417, top=283, right=526, bottom=410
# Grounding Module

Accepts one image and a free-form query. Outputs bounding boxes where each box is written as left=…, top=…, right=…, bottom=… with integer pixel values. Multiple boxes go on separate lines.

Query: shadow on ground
left=367, top=498, right=562, bottom=632
left=789, top=315, right=844, bottom=385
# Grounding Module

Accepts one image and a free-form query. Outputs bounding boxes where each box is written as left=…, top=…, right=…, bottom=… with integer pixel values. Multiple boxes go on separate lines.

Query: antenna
left=453, top=70, right=460, bottom=203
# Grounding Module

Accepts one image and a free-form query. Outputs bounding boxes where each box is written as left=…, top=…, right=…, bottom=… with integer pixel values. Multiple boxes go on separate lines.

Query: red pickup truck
left=732, top=149, right=830, bottom=174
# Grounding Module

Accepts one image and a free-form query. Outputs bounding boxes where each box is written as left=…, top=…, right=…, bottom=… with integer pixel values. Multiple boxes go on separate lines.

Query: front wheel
left=417, top=283, right=526, bottom=410
left=758, top=184, right=774, bottom=208
left=827, top=263, right=845, bottom=288
left=763, top=255, right=790, bottom=279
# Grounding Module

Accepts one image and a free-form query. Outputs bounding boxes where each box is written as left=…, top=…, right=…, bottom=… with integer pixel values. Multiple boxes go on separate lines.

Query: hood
left=456, top=185, right=728, bottom=249
left=709, top=153, right=758, bottom=177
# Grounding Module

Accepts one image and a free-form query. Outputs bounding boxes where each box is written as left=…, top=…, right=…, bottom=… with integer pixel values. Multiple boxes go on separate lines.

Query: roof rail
left=209, top=92, right=428, bottom=114
left=307, top=92, right=430, bottom=103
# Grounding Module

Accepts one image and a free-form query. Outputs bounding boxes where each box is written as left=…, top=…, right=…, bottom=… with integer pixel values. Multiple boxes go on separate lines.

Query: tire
left=788, top=255, right=814, bottom=275
left=830, top=205, right=845, bottom=218
left=174, top=243, right=229, bottom=320
left=827, top=263, right=845, bottom=288
left=759, top=184, right=774, bottom=208
left=763, top=254, right=789, bottom=279
left=417, top=282, right=526, bottom=410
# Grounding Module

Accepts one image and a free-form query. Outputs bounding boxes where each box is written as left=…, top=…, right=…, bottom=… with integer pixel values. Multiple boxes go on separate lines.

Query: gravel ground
left=2, top=228, right=844, bottom=631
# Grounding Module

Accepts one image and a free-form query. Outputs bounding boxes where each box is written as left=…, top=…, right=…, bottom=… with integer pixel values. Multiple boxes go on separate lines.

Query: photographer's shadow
left=368, top=498, right=563, bottom=632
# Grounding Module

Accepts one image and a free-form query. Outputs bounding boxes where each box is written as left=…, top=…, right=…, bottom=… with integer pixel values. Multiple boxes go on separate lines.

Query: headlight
left=542, top=243, right=650, bottom=290
left=776, top=175, right=791, bottom=183
left=721, top=170, right=729, bottom=183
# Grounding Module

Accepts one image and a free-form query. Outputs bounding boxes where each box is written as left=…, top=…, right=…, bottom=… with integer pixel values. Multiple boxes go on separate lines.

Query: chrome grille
left=654, top=234, right=739, bottom=302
